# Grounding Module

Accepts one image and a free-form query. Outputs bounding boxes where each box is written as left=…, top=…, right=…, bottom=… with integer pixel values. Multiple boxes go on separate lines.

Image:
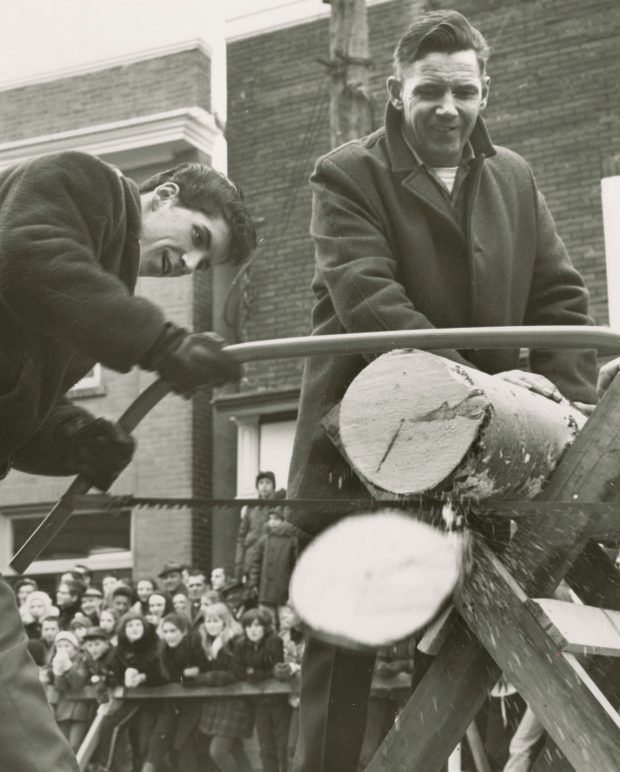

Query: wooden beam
left=458, top=540, right=620, bottom=771
left=528, top=598, right=620, bottom=657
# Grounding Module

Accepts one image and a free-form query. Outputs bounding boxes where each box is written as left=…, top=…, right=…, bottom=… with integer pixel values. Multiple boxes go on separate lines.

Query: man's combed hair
left=393, top=9, right=490, bottom=77
left=139, top=163, right=257, bottom=265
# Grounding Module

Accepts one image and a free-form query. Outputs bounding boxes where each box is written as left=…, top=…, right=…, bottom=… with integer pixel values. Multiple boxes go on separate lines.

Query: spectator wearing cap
left=234, top=471, right=286, bottom=583
left=69, top=615, right=93, bottom=644
left=49, top=630, right=94, bottom=751
left=72, top=564, right=93, bottom=589
left=81, top=586, right=104, bottom=625
left=111, top=584, right=134, bottom=617
left=83, top=627, right=116, bottom=704
left=158, top=562, right=187, bottom=597
left=13, top=577, right=38, bottom=607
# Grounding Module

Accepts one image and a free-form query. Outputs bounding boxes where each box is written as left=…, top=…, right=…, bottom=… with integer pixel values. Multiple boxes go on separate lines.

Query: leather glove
left=142, top=325, right=241, bottom=397
left=63, top=417, right=135, bottom=491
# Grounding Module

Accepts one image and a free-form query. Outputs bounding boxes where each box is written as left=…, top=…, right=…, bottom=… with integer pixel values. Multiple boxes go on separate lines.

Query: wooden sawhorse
left=367, top=375, right=620, bottom=772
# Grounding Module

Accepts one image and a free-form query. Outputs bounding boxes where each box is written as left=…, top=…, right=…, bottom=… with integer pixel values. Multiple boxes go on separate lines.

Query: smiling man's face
left=139, top=183, right=231, bottom=277
left=387, top=49, right=489, bottom=167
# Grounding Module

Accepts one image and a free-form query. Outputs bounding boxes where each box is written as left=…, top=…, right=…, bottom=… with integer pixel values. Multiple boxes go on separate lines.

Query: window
left=5, top=506, right=132, bottom=577
left=602, top=175, right=620, bottom=328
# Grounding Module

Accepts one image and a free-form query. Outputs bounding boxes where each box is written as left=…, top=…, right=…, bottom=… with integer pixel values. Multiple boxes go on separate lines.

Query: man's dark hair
left=393, top=9, right=490, bottom=77
left=139, top=163, right=257, bottom=265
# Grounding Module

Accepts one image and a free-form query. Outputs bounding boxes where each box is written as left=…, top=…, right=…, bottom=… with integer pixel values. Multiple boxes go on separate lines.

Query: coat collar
left=381, top=101, right=492, bottom=236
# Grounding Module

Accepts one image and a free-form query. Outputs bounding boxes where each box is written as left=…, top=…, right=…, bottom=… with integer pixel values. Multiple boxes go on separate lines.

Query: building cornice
left=0, top=107, right=223, bottom=171
left=0, top=39, right=212, bottom=93
left=214, top=387, right=300, bottom=417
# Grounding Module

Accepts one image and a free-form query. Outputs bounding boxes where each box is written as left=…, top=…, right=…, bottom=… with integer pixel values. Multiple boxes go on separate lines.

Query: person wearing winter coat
left=247, top=509, right=298, bottom=622
left=82, top=626, right=117, bottom=705
left=235, top=472, right=286, bottom=583
left=0, top=151, right=254, bottom=772
left=287, top=10, right=598, bottom=772
left=233, top=607, right=289, bottom=772
left=19, top=590, right=58, bottom=639
left=186, top=602, right=254, bottom=772
left=157, top=613, right=210, bottom=772
left=91, top=612, right=166, bottom=772
left=48, top=630, right=95, bottom=751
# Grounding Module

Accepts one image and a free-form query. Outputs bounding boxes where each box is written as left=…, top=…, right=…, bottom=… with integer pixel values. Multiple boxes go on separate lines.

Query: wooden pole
left=325, top=0, right=374, bottom=147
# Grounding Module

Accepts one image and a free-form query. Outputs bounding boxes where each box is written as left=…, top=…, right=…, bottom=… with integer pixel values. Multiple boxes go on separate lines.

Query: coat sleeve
left=0, top=152, right=165, bottom=372
left=10, top=396, right=95, bottom=475
left=524, top=180, right=598, bottom=404
left=310, top=154, right=471, bottom=366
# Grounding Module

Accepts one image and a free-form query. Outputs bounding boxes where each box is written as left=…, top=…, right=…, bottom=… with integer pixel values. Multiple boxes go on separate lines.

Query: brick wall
left=0, top=49, right=211, bottom=141
left=227, top=0, right=620, bottom=404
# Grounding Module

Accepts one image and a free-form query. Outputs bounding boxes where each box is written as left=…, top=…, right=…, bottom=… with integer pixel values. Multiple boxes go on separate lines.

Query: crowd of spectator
left=12, top=554, right=304, bottom=772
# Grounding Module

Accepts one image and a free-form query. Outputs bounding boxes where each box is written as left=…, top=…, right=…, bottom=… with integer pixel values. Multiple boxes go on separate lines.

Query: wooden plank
left=366, top=612, right=500, bottom=772
left=458, top=539, right=620, bottom=772
left=504, top=375, right=620, bottom=597
left=527, top=598, right=620, bottom=657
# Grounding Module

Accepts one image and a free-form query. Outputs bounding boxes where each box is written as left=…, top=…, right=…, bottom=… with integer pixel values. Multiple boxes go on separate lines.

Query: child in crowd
left=172, top=591, right=192, bottom=619
left=99, top=608, right=119, bottom=645
left=91, top=612, right=165, bottom=772
left=81, top=587, right=104, bottom=624
left=274, top=603, right=305, bottom=769
left=188, top=601, right=254, bottom=772
left=146, top=591, right=174, bottom=636
left=40, top=615, right=61, bottom=664
left=247, top=509, right=298, bottom=626
left=233, top=607, right=289, bottom=772
left=49, top=630, right=95, bottom=751
left=20, top=590, right=57, bottom=639
left=133, top=578, right=157, bottom=616
left=69, top=614, right=93, bottom=644
left=158, top=613, right=208, bottom=772
left=83, top=627, right=116, bottom=705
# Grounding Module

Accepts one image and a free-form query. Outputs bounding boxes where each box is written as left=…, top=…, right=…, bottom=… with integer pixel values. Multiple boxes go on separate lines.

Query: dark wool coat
left=248, top=522, right=298, bottom=606
left=189, top=637, right=255, bottom=739
left=50, top=652, right=94, bottom=723
left=111, top=618, right=164, bottom=688
left=232, top=631, right=284, bottom=683
left=0, top=151, right=165, bottom=473
left=287, top=104, right=598, bottom=535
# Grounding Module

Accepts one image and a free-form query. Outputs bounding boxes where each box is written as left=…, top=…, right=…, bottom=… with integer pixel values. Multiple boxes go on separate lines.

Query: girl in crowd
left=92, top=612, right=165, bottom=772
left=132, top=577, right=157, bottom=616
left=20, top=590, right=57, bottom=639
left=99, top=607, right=119, bottom=645
left=158, top=613, right=208, bottom=772
left=188, top=601, right=254, bottom=772
left=233, top=607, right=289, bottom=772
left=146, top=591, right=174, bottom=637
left=49, top=630, right=94, bottom=751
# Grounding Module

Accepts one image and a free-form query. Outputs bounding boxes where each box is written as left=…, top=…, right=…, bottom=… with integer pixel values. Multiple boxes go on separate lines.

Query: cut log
left=290, top=510, right=466, bottom=649
left=336, top=349, right=586, bottom=499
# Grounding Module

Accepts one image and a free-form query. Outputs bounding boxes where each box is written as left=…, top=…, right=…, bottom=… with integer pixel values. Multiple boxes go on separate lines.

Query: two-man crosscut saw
left=10, top=325, right=620, bottom=574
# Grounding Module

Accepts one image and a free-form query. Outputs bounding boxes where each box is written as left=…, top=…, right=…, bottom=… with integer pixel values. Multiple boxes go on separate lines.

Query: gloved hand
left=63, top=417, right=135, bottom=491
left=142, top=325, right=241, bottom=397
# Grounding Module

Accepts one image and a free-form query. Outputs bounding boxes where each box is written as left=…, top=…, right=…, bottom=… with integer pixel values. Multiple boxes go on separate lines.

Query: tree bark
left=337, top=349, right=586, bottom=499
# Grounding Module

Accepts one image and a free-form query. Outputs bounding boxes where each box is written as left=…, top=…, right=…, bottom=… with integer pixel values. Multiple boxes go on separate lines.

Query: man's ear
left=480, top=75, right=491, bottom=110
left=386, top=76, right=403, bottom=110
left=153, top=182, right=180, bottom=208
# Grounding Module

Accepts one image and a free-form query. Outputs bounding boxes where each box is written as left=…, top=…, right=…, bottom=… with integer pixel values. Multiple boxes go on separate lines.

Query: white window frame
left=1, top=505, right=134, bottom=576
left=602, top=174, right=620, bottom=329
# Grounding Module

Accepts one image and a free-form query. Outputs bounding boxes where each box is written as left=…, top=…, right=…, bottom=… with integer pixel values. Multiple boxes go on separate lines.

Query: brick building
left=1, top=0, right=619, bottom=589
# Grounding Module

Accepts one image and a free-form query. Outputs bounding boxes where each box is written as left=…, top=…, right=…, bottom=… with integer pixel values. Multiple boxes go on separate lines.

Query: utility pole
left=322, top=0, right=374, bottom=149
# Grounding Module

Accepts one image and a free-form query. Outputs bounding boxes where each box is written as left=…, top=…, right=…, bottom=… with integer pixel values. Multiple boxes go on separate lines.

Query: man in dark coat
left=0, top=150, right=255, bottom=772
left=287, top=10, right=598, bottom=772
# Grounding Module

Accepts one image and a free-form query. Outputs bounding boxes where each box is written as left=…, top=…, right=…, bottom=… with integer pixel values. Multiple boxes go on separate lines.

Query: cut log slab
left=338, top=349, right=586, bottom=499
